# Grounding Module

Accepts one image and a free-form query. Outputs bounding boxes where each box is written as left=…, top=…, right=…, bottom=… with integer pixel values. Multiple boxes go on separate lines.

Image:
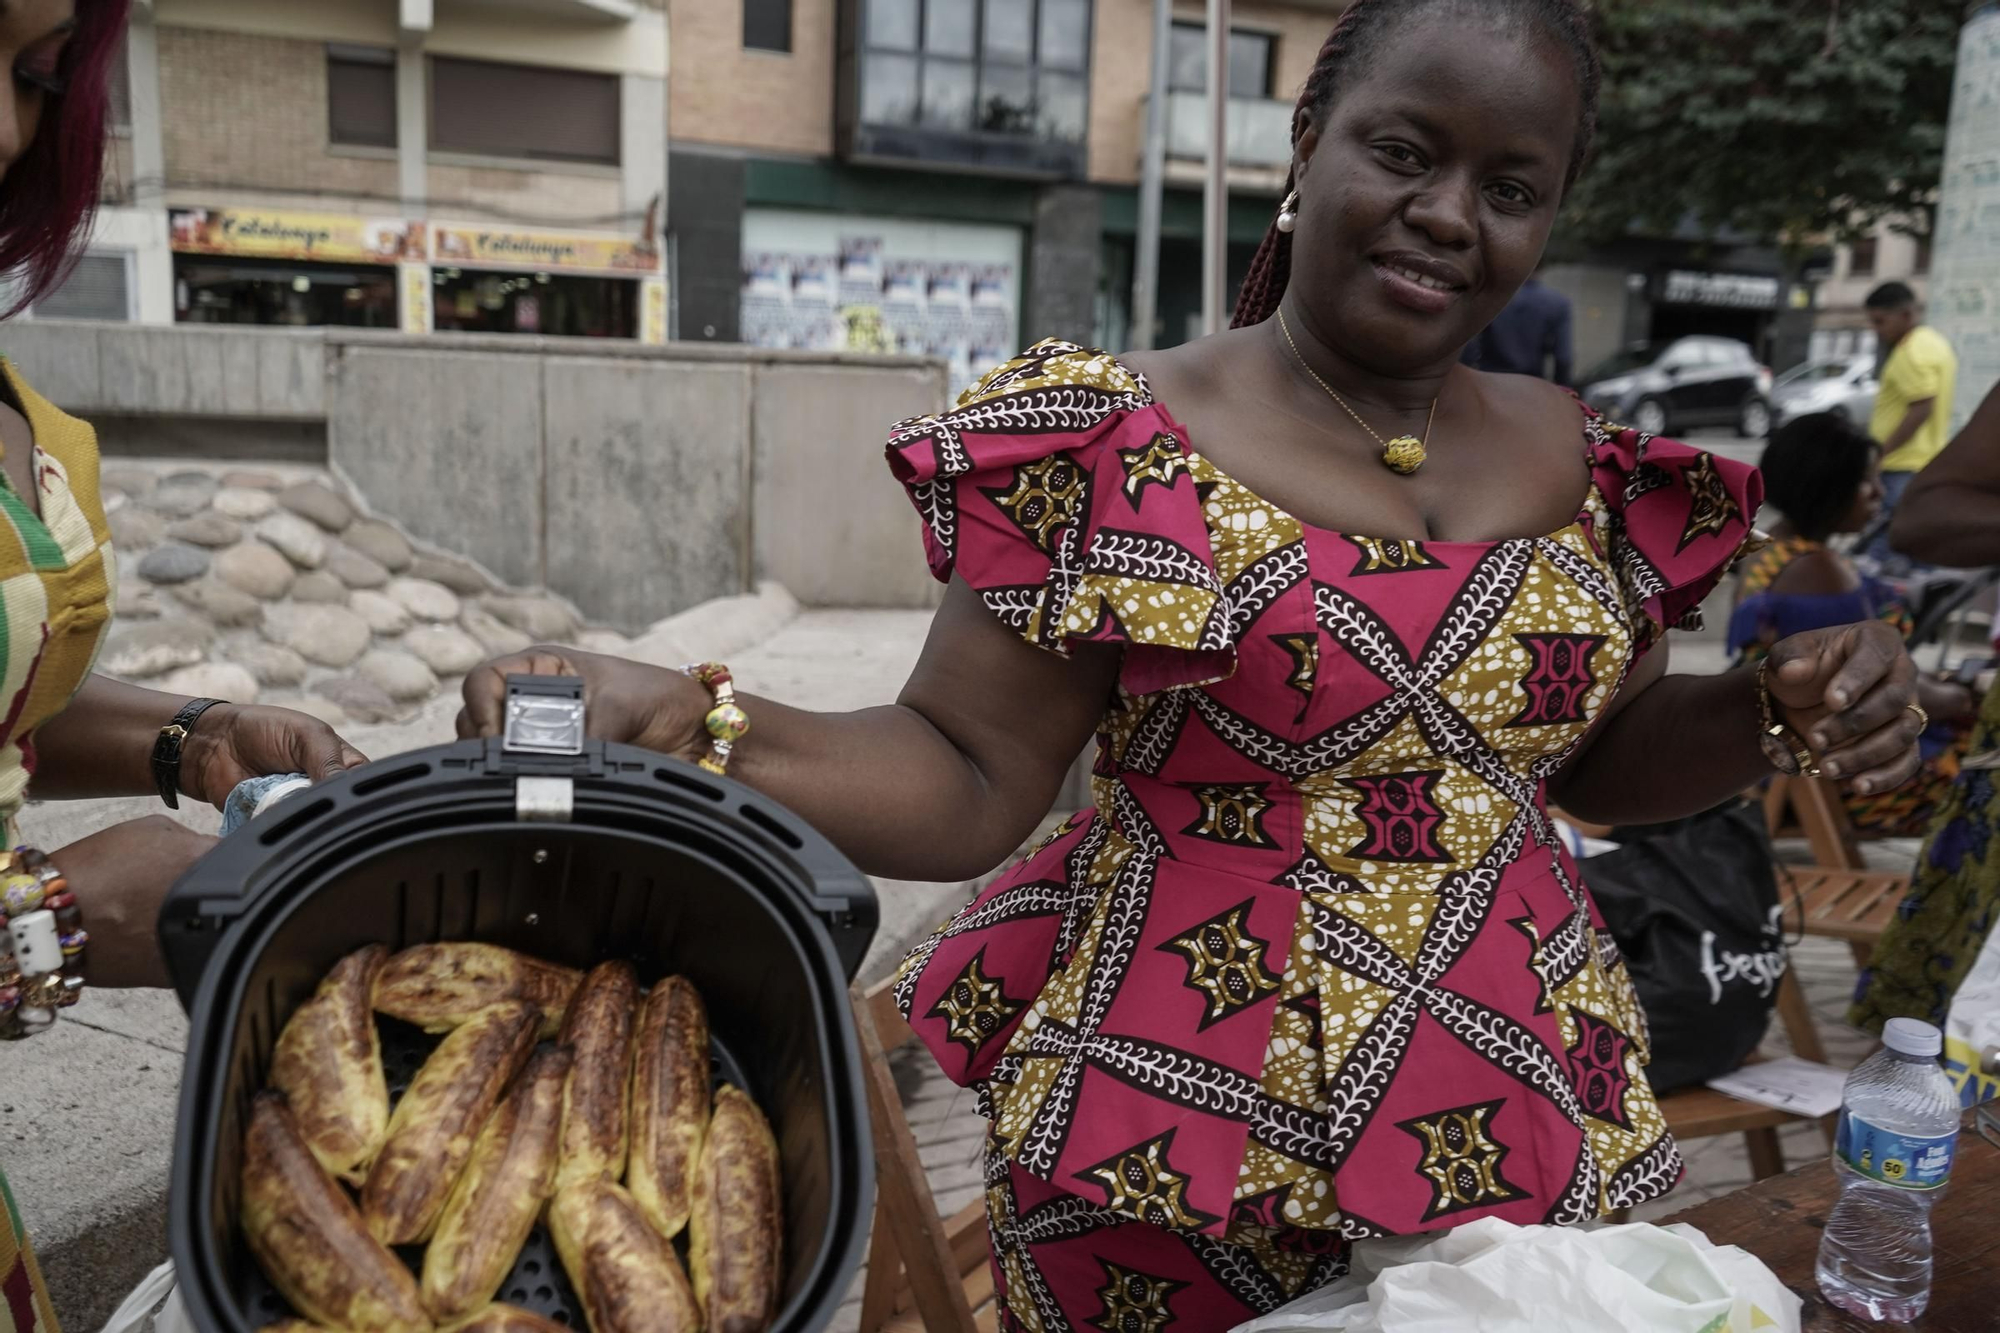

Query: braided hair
left=1230, top=0, right=1601, bottom=329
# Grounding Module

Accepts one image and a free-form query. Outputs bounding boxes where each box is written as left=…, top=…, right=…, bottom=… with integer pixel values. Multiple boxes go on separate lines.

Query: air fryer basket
left=163, top=696, right=879, bottom=1332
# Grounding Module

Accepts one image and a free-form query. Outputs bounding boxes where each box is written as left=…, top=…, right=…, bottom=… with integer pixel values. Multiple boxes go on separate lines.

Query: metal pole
left=1130, top=0, right=1172, bottom=351
left=1202, top=0, right=1230, bottom=335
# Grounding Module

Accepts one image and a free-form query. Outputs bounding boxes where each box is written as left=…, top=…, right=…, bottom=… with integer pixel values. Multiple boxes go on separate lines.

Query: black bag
left=1579, top=799, right=1790, bottom=1093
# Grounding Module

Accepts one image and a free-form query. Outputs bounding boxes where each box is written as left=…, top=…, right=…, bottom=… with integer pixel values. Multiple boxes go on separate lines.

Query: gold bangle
left=681, top=662, right=749, bottom=777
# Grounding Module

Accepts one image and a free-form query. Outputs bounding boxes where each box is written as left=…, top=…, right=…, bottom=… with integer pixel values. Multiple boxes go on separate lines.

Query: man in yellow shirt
left=1865, top=281, right=1958, bottom=567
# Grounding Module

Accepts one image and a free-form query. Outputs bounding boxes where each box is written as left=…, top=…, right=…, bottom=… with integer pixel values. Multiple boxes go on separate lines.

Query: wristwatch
left=152, top=697, right=225, bottom=809
left=1756, top=661, right=1817, bottom=777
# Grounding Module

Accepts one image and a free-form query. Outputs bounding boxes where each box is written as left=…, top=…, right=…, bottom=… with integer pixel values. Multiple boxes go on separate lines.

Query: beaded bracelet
left=0, top=846, right=81, bottom=1040
left=681, top=662, right=750, bottom=777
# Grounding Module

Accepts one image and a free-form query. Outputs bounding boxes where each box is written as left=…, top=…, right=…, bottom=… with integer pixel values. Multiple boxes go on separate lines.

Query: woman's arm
left=29, top=674, right=366, bottom=807
left=1890, top=383, right=2000, bottom=567
left=459, top=579, right=1120, bottom=883
left=1550, top=620, right=1920, bottom=826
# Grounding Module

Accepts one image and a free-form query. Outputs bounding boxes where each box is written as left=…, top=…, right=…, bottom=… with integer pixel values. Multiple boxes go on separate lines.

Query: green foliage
left=1565, top=0, right=1964, bottom=250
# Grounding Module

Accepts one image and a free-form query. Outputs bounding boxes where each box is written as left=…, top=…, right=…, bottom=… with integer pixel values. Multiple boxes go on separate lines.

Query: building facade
left=1809, top=216, right=1934, bottom=366
left=34, top=0, right=670, bottom=342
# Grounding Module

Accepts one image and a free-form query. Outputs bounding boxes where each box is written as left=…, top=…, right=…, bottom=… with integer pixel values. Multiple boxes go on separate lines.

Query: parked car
left=1580, top=336, right=1775, bottom=438
left=1771, top=354, right=1880, bottom=429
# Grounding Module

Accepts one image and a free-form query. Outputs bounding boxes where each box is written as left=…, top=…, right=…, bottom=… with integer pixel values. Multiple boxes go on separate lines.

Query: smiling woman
left=456, top=1, right=1925, bottom=1327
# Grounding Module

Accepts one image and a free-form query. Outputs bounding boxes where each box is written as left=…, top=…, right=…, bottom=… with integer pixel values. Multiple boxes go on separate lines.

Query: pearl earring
left=1275, top=190, right=1299, bottom=234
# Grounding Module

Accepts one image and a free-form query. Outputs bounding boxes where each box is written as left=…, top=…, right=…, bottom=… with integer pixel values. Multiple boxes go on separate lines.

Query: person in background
left=0, top=1, right=366, bottom=1324
left=1863, top=281, right=1957, bottom=569
left=1460, top=260, right=1573, bottom=384
left=1853, top=382, right=2000, bottom=1033
left=1729, top=412, right=1978, bottom=836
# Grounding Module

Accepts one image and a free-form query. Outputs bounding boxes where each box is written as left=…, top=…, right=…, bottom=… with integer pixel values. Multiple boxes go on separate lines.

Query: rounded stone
left=165, top=513, right=243, bottom=549
left=325, top=545, right=390, bottom=590
left=461, top=607, right=532, bottom=657
left=137, top=542, right=210, bottom=585
left=291, top=571, right=349, bottom=605
left=214, top=542, right=295, bottom=600
left=102, top=467, right=157, bottom=501
left=263, top=603, right=371, bottom=668
left=279, top=481, right=356, bottom=533
left=255, top=512, right=327, bottom=569
left=482, top=595, right=579, bottom=643
left=100, top=620, right=214, bottom=679
left=344, top=520, right=414, bottom=574
left=171, top=578, right=263, bottom=628
left=107, top=506, right=166, bottom=551
left=389, top=578, right=460, bottom=623
left=350, top=589, right=411, bottom=635
left=116, top=580, right=164, bottom=621
left=150, top=480, right=218, bottom=519
left=214, top=487, right=277, bottom=520
left=236, top=642, right=309, bottom=688
left=160, top=662, right=260, bottom=706
left=222, top=470, right=285, bottom=492
left=408, top=552, right=490, bottom=596
left=575, top=629, right=633, bottom=657
left=358, top=648, right=438, bottom=703
left=312, top=676, right=399, bottom=725
left=403, top=624, right=486, bottom=676
left=278, top=693, right=349, bottom=728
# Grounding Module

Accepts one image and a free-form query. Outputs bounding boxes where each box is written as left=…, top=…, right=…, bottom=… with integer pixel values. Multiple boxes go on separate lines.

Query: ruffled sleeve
left=1582, top=409, right=1764, bottom=650
left=886, top=340, right=1236, bottom=693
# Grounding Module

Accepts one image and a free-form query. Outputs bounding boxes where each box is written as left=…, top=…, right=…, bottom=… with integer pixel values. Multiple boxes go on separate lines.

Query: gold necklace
left=1277, top=308, right=1436, bottom=475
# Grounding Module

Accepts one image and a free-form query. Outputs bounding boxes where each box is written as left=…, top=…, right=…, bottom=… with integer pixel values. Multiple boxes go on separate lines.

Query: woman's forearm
left=27, top=675, right=203, bottom=800
left=1550, top=666, right=1772, bottom=826
left=1890, top=481, right=2000, bottom=567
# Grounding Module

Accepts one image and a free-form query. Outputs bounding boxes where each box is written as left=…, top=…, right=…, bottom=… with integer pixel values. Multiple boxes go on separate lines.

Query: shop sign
left=169, top=207, right=425, bottom=264
left=1655, top=269, right=1782, bottom=311
left=641, top=276, right=668, bottom=345
left=430, top=224, right=660, bottom=276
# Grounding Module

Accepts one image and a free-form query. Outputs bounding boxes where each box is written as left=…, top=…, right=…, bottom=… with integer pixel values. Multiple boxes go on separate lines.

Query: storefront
left=170, top=207, right=420, bottom=328
left=1643, top=267, right=1785, bottom=352
left=429, top=224, right=663, bottom=340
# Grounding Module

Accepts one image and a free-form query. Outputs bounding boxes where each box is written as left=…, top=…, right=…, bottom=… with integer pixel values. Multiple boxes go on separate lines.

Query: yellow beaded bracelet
left=682, top=662, right=749, bottom=776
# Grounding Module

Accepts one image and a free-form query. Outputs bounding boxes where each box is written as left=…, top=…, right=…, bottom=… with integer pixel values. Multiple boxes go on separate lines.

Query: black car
left=1580, top=337, right=1774, bottom=438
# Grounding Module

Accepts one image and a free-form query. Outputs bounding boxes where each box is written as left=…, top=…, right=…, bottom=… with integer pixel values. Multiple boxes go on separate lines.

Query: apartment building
left=40, top=0, right=670, bottom=341
left=1808, top=217, right=1934, bottom=365
left=668, top=0, right=1345, bottom=383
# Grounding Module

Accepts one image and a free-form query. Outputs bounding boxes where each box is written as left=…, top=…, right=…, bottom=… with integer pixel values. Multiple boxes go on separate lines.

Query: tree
left=1564, top=0, right=1965, bottom=251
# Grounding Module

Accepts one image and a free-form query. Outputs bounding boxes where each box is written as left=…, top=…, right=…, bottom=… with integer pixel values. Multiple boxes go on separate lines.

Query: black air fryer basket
left=161, top=677, right=880, bottom=1332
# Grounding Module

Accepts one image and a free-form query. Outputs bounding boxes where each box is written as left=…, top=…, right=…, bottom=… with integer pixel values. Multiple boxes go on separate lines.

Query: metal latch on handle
left=503, top=673, right=585, bottom=821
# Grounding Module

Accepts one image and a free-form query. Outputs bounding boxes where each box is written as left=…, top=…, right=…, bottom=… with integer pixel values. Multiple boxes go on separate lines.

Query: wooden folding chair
left=853, top=977, right=997, bottom=1333
left=1760, top=775, right=1911, bottom=967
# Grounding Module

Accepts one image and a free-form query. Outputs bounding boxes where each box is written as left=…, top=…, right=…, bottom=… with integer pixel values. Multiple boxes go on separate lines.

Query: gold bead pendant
left=1382, top=436, right=1427, bottom=475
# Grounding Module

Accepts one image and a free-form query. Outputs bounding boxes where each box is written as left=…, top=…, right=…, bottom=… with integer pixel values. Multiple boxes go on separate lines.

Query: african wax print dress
left=887, top=343, right=1762, bottom=1332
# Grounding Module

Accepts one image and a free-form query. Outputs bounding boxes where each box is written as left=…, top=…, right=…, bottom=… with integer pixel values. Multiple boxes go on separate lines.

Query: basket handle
left=501, top=673, right=587, bottom=757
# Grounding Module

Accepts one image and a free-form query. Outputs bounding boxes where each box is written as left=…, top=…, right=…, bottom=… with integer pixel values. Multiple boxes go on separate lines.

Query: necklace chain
left=1276, top=307, right=1438, bottom=472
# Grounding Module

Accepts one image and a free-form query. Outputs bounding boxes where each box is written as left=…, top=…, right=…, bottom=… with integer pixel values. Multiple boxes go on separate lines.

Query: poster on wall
left=739, top=211, right=1021, bottom=394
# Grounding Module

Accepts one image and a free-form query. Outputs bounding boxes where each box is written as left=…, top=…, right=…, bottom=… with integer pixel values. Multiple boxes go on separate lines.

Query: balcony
left=1163, top=90, right=1295, bottom=173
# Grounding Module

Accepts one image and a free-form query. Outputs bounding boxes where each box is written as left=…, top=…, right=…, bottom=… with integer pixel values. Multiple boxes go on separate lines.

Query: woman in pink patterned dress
left=463, top=1, right=1924, bottom=1326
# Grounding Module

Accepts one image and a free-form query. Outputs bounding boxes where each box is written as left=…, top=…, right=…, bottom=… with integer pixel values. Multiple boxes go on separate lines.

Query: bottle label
left=1835, top=1109, right=1956, bottom=1190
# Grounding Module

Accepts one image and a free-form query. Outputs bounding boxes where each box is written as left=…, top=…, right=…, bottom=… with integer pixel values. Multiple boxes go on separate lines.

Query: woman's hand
left=181, top=704, right=369, bottom=810
left=58, top=815, right=219, bottom=988
left=456, top=647, right=710, bottom=760
left=1766, top=620, right=1924, bottom=794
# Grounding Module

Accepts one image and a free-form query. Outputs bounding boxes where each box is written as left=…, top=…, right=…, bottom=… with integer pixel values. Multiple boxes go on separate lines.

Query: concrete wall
left=0, top=322, right=951, bottom=627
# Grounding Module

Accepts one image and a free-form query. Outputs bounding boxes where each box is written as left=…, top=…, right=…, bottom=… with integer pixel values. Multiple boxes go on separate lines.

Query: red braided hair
left=1229, top=0, right=1602, bottom=330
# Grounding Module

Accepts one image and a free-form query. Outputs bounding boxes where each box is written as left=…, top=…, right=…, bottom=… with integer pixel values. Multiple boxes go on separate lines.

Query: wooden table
left=1664, top=1113, right=2000, bottom=1331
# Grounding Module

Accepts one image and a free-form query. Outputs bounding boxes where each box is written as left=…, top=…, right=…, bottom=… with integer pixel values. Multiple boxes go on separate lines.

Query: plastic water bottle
left=1814, top=1017, right=1960, bottom=1322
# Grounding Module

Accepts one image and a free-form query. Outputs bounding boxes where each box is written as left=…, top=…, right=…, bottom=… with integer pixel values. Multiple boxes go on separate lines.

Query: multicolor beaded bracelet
left=681, top=662, right=750, bottom=777
left=0, top=846, right=82, bottom=1040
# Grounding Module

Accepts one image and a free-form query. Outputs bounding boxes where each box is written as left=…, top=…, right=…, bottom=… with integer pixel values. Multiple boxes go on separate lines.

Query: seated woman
left=1729, top=412, right=1978, bottom=836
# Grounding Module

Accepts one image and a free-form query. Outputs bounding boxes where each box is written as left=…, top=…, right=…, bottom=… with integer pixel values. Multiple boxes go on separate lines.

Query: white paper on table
left=1705, top=1056, right=1848, bottom=1118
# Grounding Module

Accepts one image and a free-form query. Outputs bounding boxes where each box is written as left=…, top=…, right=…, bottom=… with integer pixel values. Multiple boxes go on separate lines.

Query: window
left=1848, top=236, right=1878, bottom=279
left=328, top=45, right=396, bottom=149
left=744, top=0, right=793, bottom=52
left=429, top=57, right=620, bottom=165
left=1914, top=235, right=1932, bottom=276
left=1167, top=21, right=1275, bottom=98
left=859, top=0, right=1091, bottom=144
left=35, top=253, right=131, bottom=321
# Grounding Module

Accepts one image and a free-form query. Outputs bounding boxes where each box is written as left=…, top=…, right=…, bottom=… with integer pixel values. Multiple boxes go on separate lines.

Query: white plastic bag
left=98, top=1259, right=189, bottom=1333
left=1943, top=914, right=2000, bottom=1108
left=1231, top=1219, right=1800, bottom=1333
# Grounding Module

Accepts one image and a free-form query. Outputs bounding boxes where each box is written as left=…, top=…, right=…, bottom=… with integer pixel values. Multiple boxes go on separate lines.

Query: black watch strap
left=152, top=698, right=225, bottom=810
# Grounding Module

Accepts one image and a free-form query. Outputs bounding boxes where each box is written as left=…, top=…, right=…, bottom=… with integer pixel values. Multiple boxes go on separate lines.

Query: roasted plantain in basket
left=440, top=1306, right=571, bottom=1333
left=240, top=1092, right=433, bottom=1333
left=268, top=944, right=391, bottom=1186
left=549, top=1178, right=703, bottom=1333
left=626, top=975, right=710, bottom=1240
left=554, top=960, right=638, bottom=1193
left=421, top=1045, right=574, bottom=1320
left=375, top=943, right=579, bottom=1038
left=689, top=1084, right=783, bottom=1333
left=362, top=998, right=540, bottom=1246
